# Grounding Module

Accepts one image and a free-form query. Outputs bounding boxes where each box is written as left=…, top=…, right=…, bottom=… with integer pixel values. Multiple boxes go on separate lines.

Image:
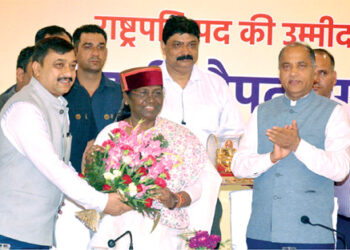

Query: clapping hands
left=266, top=120, right=301, bottom=163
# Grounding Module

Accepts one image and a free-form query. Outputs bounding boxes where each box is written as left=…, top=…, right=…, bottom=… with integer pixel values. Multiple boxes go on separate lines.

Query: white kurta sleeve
left=294, top=105, right=350, bottom=182
left=1, top=102, right=108, bottom=212
left=231, top=108, right=275, bottom=178
left=218, top=79, right=246, bottom=137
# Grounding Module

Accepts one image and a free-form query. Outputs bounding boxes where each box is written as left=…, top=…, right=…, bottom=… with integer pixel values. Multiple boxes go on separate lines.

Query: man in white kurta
left=158, top=15, right=245, bottom=238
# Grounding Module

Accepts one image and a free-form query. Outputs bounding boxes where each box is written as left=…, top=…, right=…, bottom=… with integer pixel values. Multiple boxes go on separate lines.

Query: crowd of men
left=0, top=14, right=349, bottom=250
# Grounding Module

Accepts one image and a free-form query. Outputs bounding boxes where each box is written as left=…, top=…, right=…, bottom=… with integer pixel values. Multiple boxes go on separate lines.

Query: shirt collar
left=161, top=60, right=200, bottom=87
left=74, top=72, right=107, bottom=91
left=283, top=90, right=314, bottom=108
left=31, top=77, right=68, bottom=107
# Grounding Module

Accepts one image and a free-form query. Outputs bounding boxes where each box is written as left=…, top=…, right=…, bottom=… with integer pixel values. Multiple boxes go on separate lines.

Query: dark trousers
left=247, top=238, right=334, bottom=249
left=210, top=198, right=222, bottom=249
left=0, top=235, right=50, bottom=249
left=336, top=214, right=350, bottom=249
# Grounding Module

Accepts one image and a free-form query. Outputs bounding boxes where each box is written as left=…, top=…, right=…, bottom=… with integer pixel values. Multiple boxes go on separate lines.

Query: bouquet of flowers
left=76, top=121, right=180, bottom=231
left=181, top=230, right=230, bottom=250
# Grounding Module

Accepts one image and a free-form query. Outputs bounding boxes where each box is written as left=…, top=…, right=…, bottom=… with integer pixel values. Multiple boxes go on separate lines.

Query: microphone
left=300, top=215, right=310, bottom=224
left=108, top=230, right=133, bottom=249
left=300, top=215, right=347, bottom=249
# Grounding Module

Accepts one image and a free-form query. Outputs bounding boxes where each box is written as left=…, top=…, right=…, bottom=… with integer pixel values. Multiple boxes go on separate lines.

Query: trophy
left=206, top=135, right=239, bottom=177
left=216, top=137, right=239, bottom=176
left=206, top=134, right=253, bottom=185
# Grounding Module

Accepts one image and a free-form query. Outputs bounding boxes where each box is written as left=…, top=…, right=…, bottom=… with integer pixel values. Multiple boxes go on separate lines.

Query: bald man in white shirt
left=313, top=48, right=350, bottom=249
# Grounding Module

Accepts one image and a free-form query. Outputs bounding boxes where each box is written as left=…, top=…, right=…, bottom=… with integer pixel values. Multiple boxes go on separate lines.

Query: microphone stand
left=108, top=230, right=133, bottom=249
left=301, top=216, right=347, bottom=249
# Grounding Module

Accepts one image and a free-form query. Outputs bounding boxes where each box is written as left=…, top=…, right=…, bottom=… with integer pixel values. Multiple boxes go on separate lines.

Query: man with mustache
left=0, top=37, right=129, bottom=249
left=313, top=48, right=350, bottom=249
left=56, top=24, right=123, bottom=250
left=232, top=42, right=350, bottom=248
left=159, top=15, right=245, bottom=240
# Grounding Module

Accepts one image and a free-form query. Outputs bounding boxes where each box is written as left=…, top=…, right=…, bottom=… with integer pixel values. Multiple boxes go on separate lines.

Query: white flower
left=112, top=169, right=122, bottom=177
left=104, top=170, right=122, bottom=181
left=128, top=183, right=137, bottom=197
left=123, top=155, right=132, bottom=165
left=103, top=172, right=116, bottom=180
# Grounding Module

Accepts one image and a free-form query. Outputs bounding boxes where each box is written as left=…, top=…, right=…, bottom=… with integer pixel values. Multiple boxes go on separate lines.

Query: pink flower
left=155, top=177, right=167, bottom=188
left=147, top=162, right=168, bottom=179
left=144, top=155, right=157, bottom=166
left=140, top=140, right=163, bottom=158
left=102, top=139, right=116, bottom=148
left=122, top=175, right=132, bottom=184
left=136, top=184, right=147, bottom=198
left=120, top=144, right=134, bottom=153
left=163, top=170, right=170, bottom=180
left=111, top=128, right=121, bottom=134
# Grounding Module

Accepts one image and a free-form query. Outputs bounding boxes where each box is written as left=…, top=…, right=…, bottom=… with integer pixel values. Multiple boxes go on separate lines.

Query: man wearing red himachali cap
left=88, top=66, right=221, bottom=250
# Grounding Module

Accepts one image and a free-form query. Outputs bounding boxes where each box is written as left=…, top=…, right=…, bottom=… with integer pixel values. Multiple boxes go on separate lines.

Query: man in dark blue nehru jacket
left=64, top=24, right=122, bottom=173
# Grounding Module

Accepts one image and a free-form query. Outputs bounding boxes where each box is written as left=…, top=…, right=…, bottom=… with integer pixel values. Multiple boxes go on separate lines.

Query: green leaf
left=150, top=212, right=161, bottom=233
left=152, top=134, right=169, bottom=148
left=84, top=151, right=108, bottom=191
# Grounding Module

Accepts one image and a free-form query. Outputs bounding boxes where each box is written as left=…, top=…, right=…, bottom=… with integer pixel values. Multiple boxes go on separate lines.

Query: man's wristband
left=175, top=193, right=184, bottom=208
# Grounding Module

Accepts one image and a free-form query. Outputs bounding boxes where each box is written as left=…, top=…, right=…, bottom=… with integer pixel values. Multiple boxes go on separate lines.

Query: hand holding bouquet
left=76, top=121, right=180, bottom=231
